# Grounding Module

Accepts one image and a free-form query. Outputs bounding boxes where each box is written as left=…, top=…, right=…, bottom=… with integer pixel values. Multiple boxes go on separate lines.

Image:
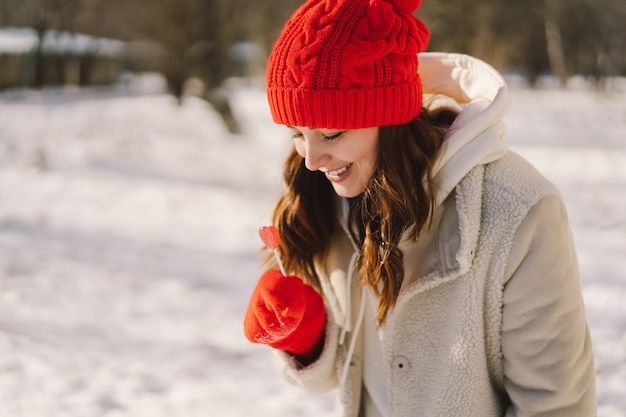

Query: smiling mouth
left=325, top=163, right=352, bottom=180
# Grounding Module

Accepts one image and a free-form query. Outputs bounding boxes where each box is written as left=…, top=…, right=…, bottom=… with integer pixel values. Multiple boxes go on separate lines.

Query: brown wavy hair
left=267, top=108, right=456, bottom=324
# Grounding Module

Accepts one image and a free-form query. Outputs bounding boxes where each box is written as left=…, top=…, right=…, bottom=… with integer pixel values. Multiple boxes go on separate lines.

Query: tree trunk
left=545, top=20, right=568, bottom=86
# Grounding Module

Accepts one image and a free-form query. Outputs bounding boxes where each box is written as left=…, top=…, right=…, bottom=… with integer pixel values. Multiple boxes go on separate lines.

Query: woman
left=244, top=0, right=596, bottom=415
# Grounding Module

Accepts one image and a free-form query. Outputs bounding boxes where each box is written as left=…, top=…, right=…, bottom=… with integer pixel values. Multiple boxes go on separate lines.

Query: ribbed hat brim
left=267, top=79, right=423, bottom=129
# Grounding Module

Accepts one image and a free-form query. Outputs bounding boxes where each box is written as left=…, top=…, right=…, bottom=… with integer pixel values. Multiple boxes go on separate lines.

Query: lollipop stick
left=273, top=249, right=287, bottom=276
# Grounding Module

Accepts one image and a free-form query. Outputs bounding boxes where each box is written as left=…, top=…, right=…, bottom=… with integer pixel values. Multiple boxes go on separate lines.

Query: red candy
left=259, top=225, right=281, bottom=250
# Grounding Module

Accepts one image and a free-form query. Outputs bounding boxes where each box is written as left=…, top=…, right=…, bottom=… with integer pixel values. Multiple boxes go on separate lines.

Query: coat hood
left=419, top=52, right=510, bottom=207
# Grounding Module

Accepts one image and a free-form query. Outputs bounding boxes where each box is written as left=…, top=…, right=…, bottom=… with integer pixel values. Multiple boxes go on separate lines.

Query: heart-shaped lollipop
left=259, top=225, right=286, bottom=276
left=259, top=226, right=280, bottom=250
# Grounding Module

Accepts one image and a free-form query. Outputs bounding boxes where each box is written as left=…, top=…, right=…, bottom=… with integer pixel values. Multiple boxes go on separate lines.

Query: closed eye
left=287, top=126, right=303, bottom=139
left=323, top=131, right=345, bottom=142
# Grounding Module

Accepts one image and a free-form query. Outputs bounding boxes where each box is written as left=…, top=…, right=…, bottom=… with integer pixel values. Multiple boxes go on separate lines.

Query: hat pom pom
left=393, top=0, right=421, bottom=14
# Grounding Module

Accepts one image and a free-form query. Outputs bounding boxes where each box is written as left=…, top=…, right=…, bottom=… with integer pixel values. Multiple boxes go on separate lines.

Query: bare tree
left=2, top=0, right=624, bottom=99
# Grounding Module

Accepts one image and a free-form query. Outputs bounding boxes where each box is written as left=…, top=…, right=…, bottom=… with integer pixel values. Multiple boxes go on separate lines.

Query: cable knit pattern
left=266, top=0, right=429, bottom=129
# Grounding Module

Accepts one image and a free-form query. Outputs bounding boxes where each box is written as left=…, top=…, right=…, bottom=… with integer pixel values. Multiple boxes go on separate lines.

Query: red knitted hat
left=266, top=0, right=430, bottom=129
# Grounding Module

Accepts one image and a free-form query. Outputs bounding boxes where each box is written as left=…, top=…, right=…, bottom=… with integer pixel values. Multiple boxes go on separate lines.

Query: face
left=289, top=126, right=379, bottom=198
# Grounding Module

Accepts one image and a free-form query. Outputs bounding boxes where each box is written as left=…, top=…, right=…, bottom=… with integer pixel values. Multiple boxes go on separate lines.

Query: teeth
left=329, top=164, right=350, bottom=176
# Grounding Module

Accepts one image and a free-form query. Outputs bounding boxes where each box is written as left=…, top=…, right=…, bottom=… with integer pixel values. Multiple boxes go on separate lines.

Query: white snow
left=0, top=28, right=125, bottom=55
left=0, top=28, right=39, bottom=53
left=0, top=74, right=624, bottom=416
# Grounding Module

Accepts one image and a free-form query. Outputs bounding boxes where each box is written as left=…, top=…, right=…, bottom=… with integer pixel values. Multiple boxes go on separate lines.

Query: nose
left=303, top=138, right=330, bottom=171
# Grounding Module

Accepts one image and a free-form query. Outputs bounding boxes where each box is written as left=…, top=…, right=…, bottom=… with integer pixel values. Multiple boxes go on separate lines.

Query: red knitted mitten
left=244, top=270, right=325, bottom=362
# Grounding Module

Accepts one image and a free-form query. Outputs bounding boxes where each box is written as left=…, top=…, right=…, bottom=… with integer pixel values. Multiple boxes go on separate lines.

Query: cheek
left=360, top=156, right=377, bottom=182
left=360, top=136, right=379, bottom=174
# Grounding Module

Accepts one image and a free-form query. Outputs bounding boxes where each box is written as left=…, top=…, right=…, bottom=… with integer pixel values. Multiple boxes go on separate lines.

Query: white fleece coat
left=272, top=53, right=596, bottom=417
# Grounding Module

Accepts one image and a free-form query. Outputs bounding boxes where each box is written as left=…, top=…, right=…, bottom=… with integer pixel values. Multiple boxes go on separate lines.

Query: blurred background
left=1, top=0, right=625, bottom=130
left=0, top=1, right=625, bottom=417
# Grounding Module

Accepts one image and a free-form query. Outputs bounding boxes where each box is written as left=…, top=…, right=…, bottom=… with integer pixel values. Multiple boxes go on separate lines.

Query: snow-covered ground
left=0, top=74, right=624, bottom=417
